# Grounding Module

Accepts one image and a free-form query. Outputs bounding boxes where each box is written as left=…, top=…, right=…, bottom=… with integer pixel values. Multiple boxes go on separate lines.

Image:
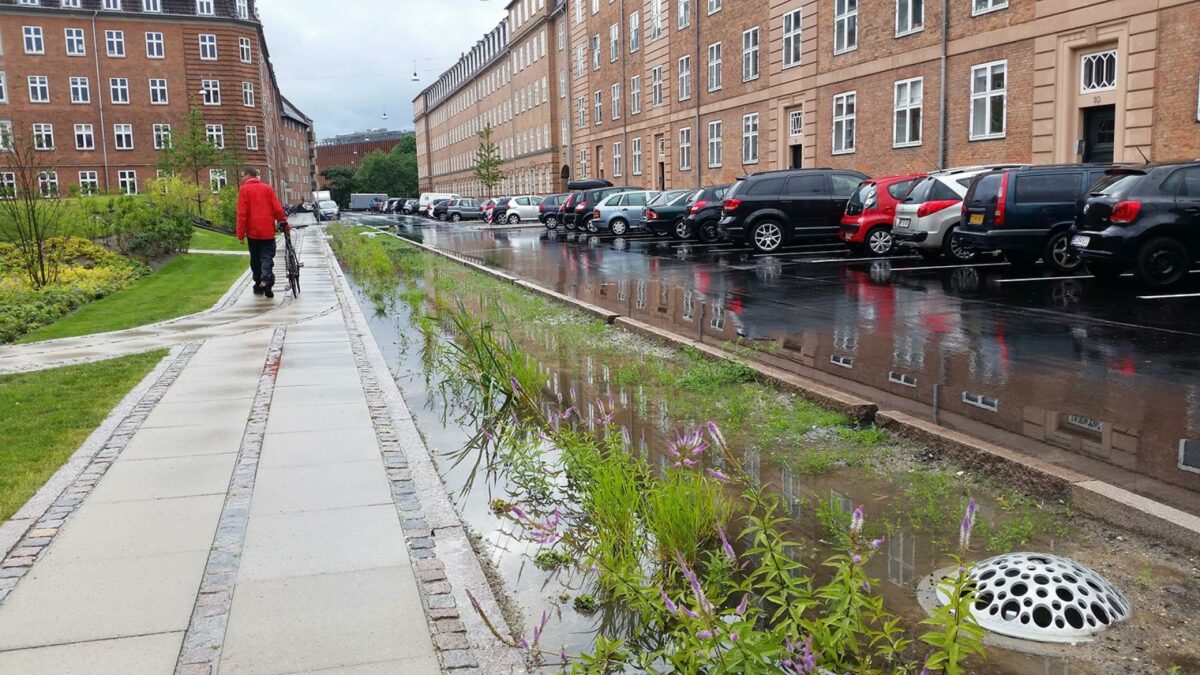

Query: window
left=613, top=141, right=623, bottom=176
left=106, top=30, right=125, bottom=57
left=0, top=171, right=16, bottom=198
left=146, top=32, right=164, bottom=58
left=210, top=169, right=227, bottom=193
left=789, top=110, right=803, bottom=136
left=630, top=75, right=641, bottom=114
left=201, top=79, right=220, bottom=105
left=835, top=0, right=858, bottom=54
left=70, top=76, right=90, bottom=103
left=970, top=60, right=1006, bottom=140
left=242, top=82, right=255, bottom=107
left=678, top=56, right=692, bottom=100
left=630, top=11, right=640, bottom=52
left=0, top=75, right=6, bottom=104
left=0, top=122, right=10, bottom=153
left=199, top=34, right=217, bottom=60
left=118, top=170, right=137, bottom=195
left=591, top=34, right=600, bottom=70
left=575, top=45, right=585, bottom=76
left=78, top=171, right=99, bottom=194
left=679, top=127, right=692, bottom=170
left=236, top=0, right=249, bottom=19
left=632, top=137, right=643, bottom=175
left=61, top=0, right=83, bottom=6
left=594, top=90, right=603, bottom=124
left=893, top=77, right=922, bottom=147
left=707, top=121, right=723, bottom=167
left=576, top=95, right=587, bottom=127
left=153, top=123, right=171, bottom=149
left=833, top=91, right=856, bottom=153
left=610, top=23, right=619, bottom=62
left=24, top=27, right=45, bottom=55
left=66, top=28, right=86, bottom=56
left=28, top=76, right=50, bottom=103
left=206, top=124, right=224, bottom=149
left=650, top=0, right=663, bottom=40
left=33, top=123, right=54, bottom=150
left=142, top=0, right=161, bottom=11
left=114, top=123, right=133, bottom=150
left=708, top=0, right=721, bottom=12
left=196, top=0, right=214, bottom=15
left=707, top=43, right=722, bottom=92
left=783, top=9, right=802, bottom=68
left=678, top=0, right=691, bottom=29
left=651, top=66, right=664, bottom=107
left=17, top=0, right=41, bottom=5
left=1012, top=173, right=1081, bottom=202
left=742, top=113, right=759, bottom=164
left=239, top=37, right=252, bottom=63
left=1080, top=50, right=1117, bottom=93
left=973, top=0, right=1007, bottom=16
left=611, top=83, right=621, bottom=120
left=896, top=0, right=923, bottom=36
left=110, top=77, right=129, bottom=104
left=742, top=28, right=759, bottom=81
left=103, top=0, right=121, bottom=9
left=74, top=123, right=94, bottom=150
left=39, top=172, right=58, bottom=197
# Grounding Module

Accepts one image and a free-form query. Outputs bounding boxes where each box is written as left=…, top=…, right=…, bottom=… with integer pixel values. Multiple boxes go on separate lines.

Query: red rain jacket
left=236, top=177, right=288, bottom=240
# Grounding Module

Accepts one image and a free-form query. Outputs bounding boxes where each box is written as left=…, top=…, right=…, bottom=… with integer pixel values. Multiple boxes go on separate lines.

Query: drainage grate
left=938, top=553, right=1131, bottom=644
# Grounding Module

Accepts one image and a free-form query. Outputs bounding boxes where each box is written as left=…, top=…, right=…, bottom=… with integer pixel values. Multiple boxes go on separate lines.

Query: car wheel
left=611, top=218, right=629, bottom=236
left=564, top=218, right=577, bottom=231
left=545, top=215, right=558, bottom=230
left=750, top=220, right=785, bottom=253
left=673, top=219, right=693, bottom=240
left=585, top=218, right=598, bottom=234
left=450, top=213, right=461, bottom=222
left=697, top=220, right=720, bottom=244
left=865, top=227, right=894, bottom=256
left=1044, top=231, right=1082, bottom=272
left=437, top=213, right=447, bottom=221
left=942, top=227, right=976, bottom=262
left=1135, top=236, right=1189, bottom=288
left=508, top=213, right=520, bottom=224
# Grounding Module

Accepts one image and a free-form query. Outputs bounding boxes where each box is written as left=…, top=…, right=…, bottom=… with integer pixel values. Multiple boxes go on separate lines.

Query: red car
left=839, top=173, right=924, bottom=256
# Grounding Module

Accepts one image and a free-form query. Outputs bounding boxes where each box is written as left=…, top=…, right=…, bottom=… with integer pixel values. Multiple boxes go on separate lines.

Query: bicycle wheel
left=284, top=236, right=300, bottom=298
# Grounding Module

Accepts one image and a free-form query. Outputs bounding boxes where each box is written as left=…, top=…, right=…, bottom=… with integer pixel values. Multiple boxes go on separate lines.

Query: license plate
left=1071, top=235, right=1090, bottom=248
left=896, top=218, right=910, bottom=229
left=968, top=213, right=983, bottom=225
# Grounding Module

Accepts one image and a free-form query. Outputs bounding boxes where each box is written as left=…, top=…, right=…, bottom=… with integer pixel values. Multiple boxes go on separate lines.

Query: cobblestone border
left=0, top=343, right=201, bottom=604
left=175, top=326, right=286, bottom=675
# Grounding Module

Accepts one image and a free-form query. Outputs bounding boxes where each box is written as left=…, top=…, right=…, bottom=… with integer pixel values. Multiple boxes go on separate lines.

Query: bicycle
left=279, top=222, right=300, bottom=298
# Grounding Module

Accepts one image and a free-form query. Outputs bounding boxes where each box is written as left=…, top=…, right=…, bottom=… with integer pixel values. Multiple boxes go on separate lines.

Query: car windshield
left=1091, top=173, right=1143, bottom=197
left=649, top=190, right=692, bottom=206
left=847, top=182, right=875, bottom=210
left=319, top=200, right=337, bottom=209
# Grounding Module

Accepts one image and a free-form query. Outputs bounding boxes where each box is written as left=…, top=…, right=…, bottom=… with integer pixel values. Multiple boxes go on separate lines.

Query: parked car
left=682, top=185, right=732, bottom=243
left=958, top=164, right=1116, bottom=272
left=444, top=198, right=483, bottom=222
left=419, top=192, right=459, bottom=215
left=429, top=198, right=453, bottom=220
left=317, top=199, right=340, bottom=221
left=401, top=199, right=418, bottom=215
left=561, top=179, right=613, bottom=230
left=498, top=195, right=544, bottom=224
left=892, top=165, right=1027, bottom=262
left=539, top=193, right=568, bottom=229
left=384, top=198, right=403, bottom=214
left=592, top=190, right=658, bottom=235
left=1071, top=162, right=1200, bottom=287
left=643, top=189, right=700, bottom=238
left=579, top=186, right=637, bottom=233
left=838, top=174, right=924, bottom=256
left=489, top=196, right=514, bottom=223
left=719, top=169, right=869, bottom=253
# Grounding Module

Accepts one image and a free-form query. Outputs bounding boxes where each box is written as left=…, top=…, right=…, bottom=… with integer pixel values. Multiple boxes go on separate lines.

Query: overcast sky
left=258, top=0, right=507, bottom=140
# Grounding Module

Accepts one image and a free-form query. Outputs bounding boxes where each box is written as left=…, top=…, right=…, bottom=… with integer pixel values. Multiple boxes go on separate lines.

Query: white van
left=418, top=193, right=460, bottom=217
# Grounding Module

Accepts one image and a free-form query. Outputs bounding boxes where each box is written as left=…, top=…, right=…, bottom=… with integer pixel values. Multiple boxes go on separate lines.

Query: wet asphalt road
left=355, top=213, right=1200, bottom=514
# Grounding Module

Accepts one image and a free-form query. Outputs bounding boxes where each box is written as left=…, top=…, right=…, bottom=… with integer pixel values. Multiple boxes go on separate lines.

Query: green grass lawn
left=190, top=227, right=246, bottom=252
left=19, top=254, right=248, bottom=343
left=0, top=351, right=166, bottom=521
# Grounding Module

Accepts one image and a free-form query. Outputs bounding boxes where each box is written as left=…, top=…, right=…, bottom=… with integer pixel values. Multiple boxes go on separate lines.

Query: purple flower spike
left=852, top=554, right=863, bottom=565
left=870, top=537, right=885, bottom=550
left=736, top=593, right=750, bottom=616
left=560, top=647, right=569, bottom=662
left=681, top=605, right=698, bottom=619
left=659, top=588, right=679, bottom=615
left=706, top=421, right=727, bottom=448
left=621, top=426, right=631, bottom=446
left=706, top=467, right=729, bottom=482
left=510, top=376, right=524, bottom=395
left=718, top=525, right=737, bottom=562
left=850, top=506, right=864, bottom=535
left=697, top=629, right=713, bottom=639
left=960, top=497, right=977, bottom=552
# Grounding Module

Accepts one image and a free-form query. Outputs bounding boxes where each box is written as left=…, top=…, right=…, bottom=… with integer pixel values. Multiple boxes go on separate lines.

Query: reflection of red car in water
left=839, top=174, right=924, bottom=256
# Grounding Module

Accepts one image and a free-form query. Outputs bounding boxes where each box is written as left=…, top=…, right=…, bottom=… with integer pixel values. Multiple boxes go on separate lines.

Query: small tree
left=474, top=124, right=504, bottom=193
left=0, top=130, right=67, bottom=288
left=320, top=166, right=357, bottom=208
left=156, top=105, right=238, bottom=214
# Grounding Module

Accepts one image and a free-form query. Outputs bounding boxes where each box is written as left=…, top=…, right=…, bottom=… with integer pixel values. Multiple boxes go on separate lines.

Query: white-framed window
left=74, top=123, right=94, bottom=150
left=17, top=0, right=40, bottom=4
left=153, top=123, right=171, bottom=149
left=742, top=113, right=759, bottom=164
left=591, top=0, right=599, bottom=14
left=61, top=0, right=83, bottom=6
left=239, top=37, right=252, bottom=63
left=833, top=91, right=856, bottom=154
left=65, top=28, right=86, bottom=56
left=196, top=0, right=214, bottom=15
left=199, top=34, right=217, bottom=60
left=576, top=95, right=587, bottom=127
left=33, top=123, right=54, bottom=150
left=0, top=75, right=7, bottom=104
left=678, top=56, right=692, bottom=100
left=38, top=171, right=58, bottom=197
left=147, top=78, right=168, bottom=105
left=0, top=171, right=14, bottom=197
left=28, top=76, right=50, bottom=103
left=205, top=123, right=224, bottom=149
left=630, top=75, right=641, bottom=114
left=707, top=120, right=722, bottom=167
left=0, top=122, right=12, bottom=153
left=610, top=23, right=619, bottom=62
left=114, top=123, right=133, bottom=150
left=242, top=82, right=254, bottom=107
left=707, top=42, right=722, bottom=92
left=783, top=9, right=802, bottom=69
left=630, top=11, right=640, bottom=52
left=24, top=27, right=45, bottom=55
left=896, top=0, right=923, bottom=36
left=594, top=90, right=603, bottom=124
left=1080, top=50, right=1117, bottom=93
left=145, top=31, right=164, bottom=58
left=201, top=79, right=220, bottom=105
left=651, top=66, right=664, bottom=107
left=210, top=169, right=227, bottom=193
left=972, top=0, right=1007, bottom=16
left=835, top=0, right=858, bottom=54
left=678, top=0, right=691, bottom=29
left=574, top=45, right=585, bottom=76
left=742, top=27, right=760, bottom=81
left=787, top=109, right=803, bottom=136
left=611, top=83, right=621, bottom=119
left=679, top=127, right=692, bottom=171
left=78, top=171, right=99, bottom=194
left=708, top=0, right=721, bottom=12
left=109, top=77, right=129, bottom=104
left=970, top=60, right=1006, bottom=140
left=591, top=34, right=600, bottom=70
left=142, top=0, right=161, bottom=11
left=105, top=30, right=125, bottom=57
left=650, top=0, right=663, bottom=40
left=68, top=76, right=90, bottom=103
left=118, top=170, right=137, bottom=195
left=613, top=141, right=623, bottom=177
left=102, top=0, right=121, bottom=9
left=632, top=137, right=643, bottom=175
left=893, top=78, right=923, bottom=147
left=235, top=0, right=249, bottom=20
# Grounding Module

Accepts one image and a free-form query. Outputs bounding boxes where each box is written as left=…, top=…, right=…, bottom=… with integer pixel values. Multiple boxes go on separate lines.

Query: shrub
left=74, top=185, right=193, bottom=262
left=208, top=185, right=239, bottom=232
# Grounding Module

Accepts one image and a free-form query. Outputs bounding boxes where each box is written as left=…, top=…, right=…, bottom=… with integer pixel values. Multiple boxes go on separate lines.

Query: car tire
left=673, top=219, right=693, bottom=240
left=585, top=218, right=598, bottom=234
left=545, top=215, right=558, bottom=230
left=1135, top=236, right=1189, bottom=288
left=697, top=220, right=720, bottom=244
left=611, top=218, right=629, bottom=236
left=437, top=213, right=447, bottom=222
left=505, top=213, right=519, bottom=224
left=1043, top=230, right=1082, bottom=273
left=750, top=220, right=785, bottom=253
left=864, top=227, right=895, bottom=256
left=564, top=219, right=576, bottom=231
left=941, top=226, right=976, bottom=262
left=450, top=213, right=461, bottom=222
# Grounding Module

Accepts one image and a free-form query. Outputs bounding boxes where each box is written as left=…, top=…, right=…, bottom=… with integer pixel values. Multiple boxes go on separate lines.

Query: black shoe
left=264, top=287, right=274, bottom=298
left=252, top=285, right=264, bottom=295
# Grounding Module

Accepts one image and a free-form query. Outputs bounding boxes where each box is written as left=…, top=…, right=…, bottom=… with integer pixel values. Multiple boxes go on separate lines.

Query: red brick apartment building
left=415, top=0, right=1200, bottom=197
left=0, top=0, right=317, bottom=200
left=314, top=129, right=414, bottom=172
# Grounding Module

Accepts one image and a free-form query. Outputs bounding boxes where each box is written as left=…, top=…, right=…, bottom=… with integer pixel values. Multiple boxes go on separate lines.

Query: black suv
left=958, top=164, right=1115, bottom=272
left=1072, top=162, right=1200, bottom=287
left=539, top=193, right=567, bottom=229
left=718, top=169, right=868, bottom=253
left=683, top=185, right=731, bottom=243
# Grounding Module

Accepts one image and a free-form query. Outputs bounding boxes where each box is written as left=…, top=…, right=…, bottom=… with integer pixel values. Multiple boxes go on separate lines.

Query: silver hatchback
left=893, top=165, right=1025, bottom=261
left=591, top=190, right=658, bottom=235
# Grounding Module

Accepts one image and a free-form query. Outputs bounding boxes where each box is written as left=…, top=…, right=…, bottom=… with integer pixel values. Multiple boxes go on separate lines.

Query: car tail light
left=1110, top=201, right=1142, bottom=224
left=723, top=198, right=742, bottom=212
left=576, top=202, right=587, bottom=212
left=646, top=209, right=659, bottom=220
left=689, top=200, right=708, bottom=215
left=916, top=199, right=961, bottom=218
left=994, top=172, right=1009, bottom=227
left=594, top=209, right=602, bottom=220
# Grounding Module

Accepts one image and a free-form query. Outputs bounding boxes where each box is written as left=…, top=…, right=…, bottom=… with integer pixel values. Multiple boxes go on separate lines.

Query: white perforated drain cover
left=933, top=553, right=1131, bottom=644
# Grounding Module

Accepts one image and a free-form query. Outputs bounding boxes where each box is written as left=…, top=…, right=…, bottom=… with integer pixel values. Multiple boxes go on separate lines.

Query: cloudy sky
left=258, top=0, right=507, bottom=140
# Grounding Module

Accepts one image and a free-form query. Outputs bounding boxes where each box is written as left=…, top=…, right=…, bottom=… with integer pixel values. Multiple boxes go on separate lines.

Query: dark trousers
left=247, top=237, right=277, bottom=288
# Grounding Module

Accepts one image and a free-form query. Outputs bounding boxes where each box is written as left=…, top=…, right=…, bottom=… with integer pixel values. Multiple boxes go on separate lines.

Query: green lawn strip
left=0, top=350, right=167, bottom=521
left=190, top=227, right=246, bottom=252
left=19, top=254, right=247, bottom=343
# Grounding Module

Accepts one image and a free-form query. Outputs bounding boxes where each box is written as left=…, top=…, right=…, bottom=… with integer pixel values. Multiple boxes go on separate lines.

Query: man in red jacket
left=236, top=167, right=289, bottom=298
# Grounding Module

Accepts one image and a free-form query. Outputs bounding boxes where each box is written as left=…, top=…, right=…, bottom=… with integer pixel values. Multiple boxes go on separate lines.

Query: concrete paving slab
left=157, top=377, right=259, bottom=404
left=89, top=454, right=237, bottom=503
left=238, top=504, right=408, bottom=582
left=120, top=424, right=245, bottom=460
left=219, top=567, right=437, bottom=675
left=270, top=383, right=367, bottom=408
left=141, top=397, right=253, bottom=428
left=275, top=366, right=364, bottom=388
left=0, top=631, right=184, bottom=675
left=45, top=494, right=224, bottom=563
left=249, top=460, right=392, bottom=514
left=264, top=402, right=372, bottom=434
left=285, top=656, right=443, bottom=674
left=280, top=352, right=360, bottom=370
left=258, top=428, right=381, bottom=468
